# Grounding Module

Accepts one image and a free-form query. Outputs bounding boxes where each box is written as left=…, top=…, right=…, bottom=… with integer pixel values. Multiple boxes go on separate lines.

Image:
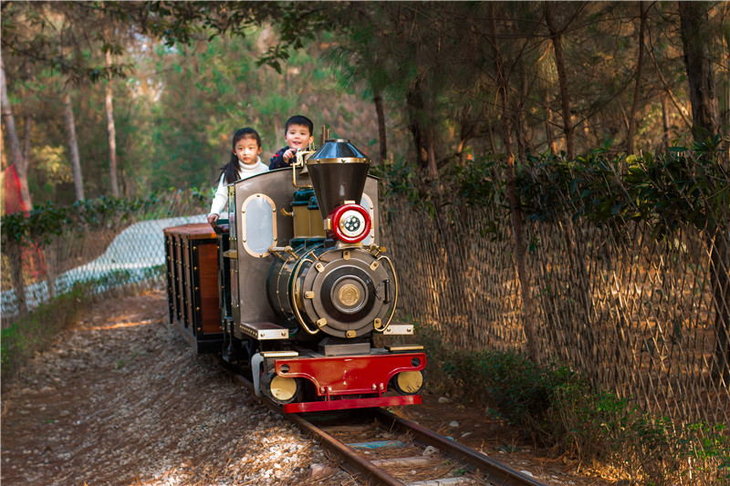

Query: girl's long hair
left=218, top=127, right=262, bottom=184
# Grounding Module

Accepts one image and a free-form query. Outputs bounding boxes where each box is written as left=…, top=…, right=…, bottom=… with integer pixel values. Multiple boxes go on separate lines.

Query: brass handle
left=269, top=246, right=298, bottom=262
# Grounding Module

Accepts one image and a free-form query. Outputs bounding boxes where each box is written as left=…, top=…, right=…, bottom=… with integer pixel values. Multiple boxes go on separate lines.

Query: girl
left=207, top=127, right=268, bottom=226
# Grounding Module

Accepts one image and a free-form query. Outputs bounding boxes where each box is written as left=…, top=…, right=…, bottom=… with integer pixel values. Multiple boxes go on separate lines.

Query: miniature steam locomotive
left=164, top=139, right=426, bottom=413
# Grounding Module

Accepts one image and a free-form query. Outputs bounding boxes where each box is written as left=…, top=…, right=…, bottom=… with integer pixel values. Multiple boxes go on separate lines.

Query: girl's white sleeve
left=209, top=174, right=229, bottom=216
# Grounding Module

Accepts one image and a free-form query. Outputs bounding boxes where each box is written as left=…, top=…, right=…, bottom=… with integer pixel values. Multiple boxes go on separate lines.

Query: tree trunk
left=489, top=4, right=538, bottom=361
left=63, top=91, right=85, bottom=201
left=515, top=58, right=530, bottom=160
left=678, top=1, right=720, bottom=141
left=105, top=50, right=120, bottom=198
left=708, top=228, right=730, bottom=384
left=661, top=94, right=670, bottom=151
left=426, top=126, right=438, bottom=180
left=679, top=1, right=726, bottom=382
left=626, top=1, right=648, bottom=154
left=0, top=57, right=32, bottom=211
left=373, top=89, right=387, bottom=165
left=487, top=121, right=497, bottom=154
left=544, top=2, right=575, bottom=159
left=406, top=79, right=432, bottom=174
left=7, top=242, right=28, bottom=316
left=545, top=102, right=558, bottom=155
left=22, top=114, right=32, bottom=162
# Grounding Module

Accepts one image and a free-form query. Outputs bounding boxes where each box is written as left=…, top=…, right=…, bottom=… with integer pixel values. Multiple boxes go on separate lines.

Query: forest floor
left=1, top=290, right=619, bottom=485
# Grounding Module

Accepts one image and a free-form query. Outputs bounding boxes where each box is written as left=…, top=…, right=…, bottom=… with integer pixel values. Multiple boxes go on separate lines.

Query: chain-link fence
left=1, top=190, right=208, bottom=320
left=381, top=194, right=729, bottom=428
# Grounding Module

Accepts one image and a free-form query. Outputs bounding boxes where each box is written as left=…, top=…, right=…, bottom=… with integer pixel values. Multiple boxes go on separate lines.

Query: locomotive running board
left=240, top=321, right=289, bottom=340
left=284, top=395, right=422, bottom=413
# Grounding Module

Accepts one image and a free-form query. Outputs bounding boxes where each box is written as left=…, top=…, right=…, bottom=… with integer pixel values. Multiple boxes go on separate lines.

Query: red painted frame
left=283, top=394, right=422, bottom=413
left=274, top=352, right=426, bottom=413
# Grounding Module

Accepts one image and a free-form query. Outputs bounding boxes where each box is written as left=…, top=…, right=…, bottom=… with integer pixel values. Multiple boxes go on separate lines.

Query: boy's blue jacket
left=269, top=146, right=290, bottom=170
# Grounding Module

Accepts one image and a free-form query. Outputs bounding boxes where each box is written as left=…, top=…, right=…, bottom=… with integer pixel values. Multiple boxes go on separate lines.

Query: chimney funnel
left=306, top=139, right=370, bottom=219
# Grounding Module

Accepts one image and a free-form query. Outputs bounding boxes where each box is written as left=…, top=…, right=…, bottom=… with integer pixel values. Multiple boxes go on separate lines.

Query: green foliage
left=443, top=349, right=579, bottom=440
left=441, top=158, right=501, bottom=208
left=517, top=143, right=729, bottom=233
left=0, top=190, right=203, bottom=246
left=382, top=146, right=729, bottom=241
left=372, top=158, right=423, bottom=207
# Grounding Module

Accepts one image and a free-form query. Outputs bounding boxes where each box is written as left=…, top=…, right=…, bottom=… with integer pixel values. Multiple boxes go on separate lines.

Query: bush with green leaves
left=379, top=142, right=728, bottom=236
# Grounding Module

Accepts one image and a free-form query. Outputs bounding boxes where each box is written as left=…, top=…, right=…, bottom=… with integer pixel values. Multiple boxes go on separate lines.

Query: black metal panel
left=165, top=235, right=175, bottom=324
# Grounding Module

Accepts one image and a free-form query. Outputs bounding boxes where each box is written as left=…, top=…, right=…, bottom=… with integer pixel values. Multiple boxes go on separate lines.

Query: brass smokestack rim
left=306, top=157, right=369, bottom=164
left=308, top=138, right=370, bottom=165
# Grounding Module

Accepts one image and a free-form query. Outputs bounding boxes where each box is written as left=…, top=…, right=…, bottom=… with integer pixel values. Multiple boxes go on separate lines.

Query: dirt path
left=1, top=291, right=355, bottom=485
left=1, top=290, right=613, bottom=485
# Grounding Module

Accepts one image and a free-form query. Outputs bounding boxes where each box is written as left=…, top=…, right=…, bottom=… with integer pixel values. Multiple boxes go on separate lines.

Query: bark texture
left=373, top=90, right=387, bottom=165
left=63, top=91, right=85, bottom=201
left=626, top=2, right=648, bottom=154
left=678, top=1, right=720, bottom=140
left=105, top=50, right=120, bottom=198
left=545, top=2, right=575, bottom=159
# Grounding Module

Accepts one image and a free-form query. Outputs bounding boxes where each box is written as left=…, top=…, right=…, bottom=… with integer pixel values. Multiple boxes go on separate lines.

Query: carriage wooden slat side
left=163, top=223, right=223, bottom=352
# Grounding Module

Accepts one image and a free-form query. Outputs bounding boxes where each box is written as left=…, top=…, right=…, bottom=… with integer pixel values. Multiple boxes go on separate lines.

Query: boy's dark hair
left=219, top=127, right=261, bottom=184
left=285, top=115, right=314, bottom=135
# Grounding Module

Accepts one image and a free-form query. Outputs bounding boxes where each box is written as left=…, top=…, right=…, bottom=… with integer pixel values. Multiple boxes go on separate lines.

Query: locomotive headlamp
left=393, top=370, right=424, bottom=395
left=262, top=371, right=299, bottom=404
left=330, top=203, right=371, bottom=244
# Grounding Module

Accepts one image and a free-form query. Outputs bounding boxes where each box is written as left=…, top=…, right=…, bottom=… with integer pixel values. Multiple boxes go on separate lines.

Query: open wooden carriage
left=163, top=223, right=223, bottom=352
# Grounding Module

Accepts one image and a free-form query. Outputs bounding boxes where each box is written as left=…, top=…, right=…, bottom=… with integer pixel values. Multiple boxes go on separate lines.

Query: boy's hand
left=207, top=214, right=219, bottom=226
left=282, top=148, right=297, bottom=163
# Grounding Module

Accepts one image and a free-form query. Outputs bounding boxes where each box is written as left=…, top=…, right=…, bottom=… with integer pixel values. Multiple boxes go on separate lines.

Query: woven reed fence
left=380, top=195, right=729, bottom=427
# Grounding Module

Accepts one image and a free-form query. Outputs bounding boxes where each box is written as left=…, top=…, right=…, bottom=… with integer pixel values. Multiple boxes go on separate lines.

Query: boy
left=269, top=115, right=315, bottom=169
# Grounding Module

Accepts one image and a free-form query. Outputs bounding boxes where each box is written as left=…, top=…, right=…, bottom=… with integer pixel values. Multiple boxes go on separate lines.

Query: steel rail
left=229, top=366, right=546, bottom=486
left=375, top=408, right=547, bottom=486
left=287, top=412, right=404, bottom=486
left=231, top=370, right=403, bottom=484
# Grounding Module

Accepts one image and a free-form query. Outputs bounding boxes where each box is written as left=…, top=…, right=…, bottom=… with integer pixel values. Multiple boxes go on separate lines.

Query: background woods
left=2, top=1, right=729, bottom=481
left=2, top=1, right=728, bottom=202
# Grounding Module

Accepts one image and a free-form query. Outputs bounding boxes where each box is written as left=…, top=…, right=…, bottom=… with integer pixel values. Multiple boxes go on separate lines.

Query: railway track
left=230, top=370, right=546, bottom=486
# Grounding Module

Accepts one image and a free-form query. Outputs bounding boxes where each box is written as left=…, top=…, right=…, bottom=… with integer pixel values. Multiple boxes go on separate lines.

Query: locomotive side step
left=240, top=321, right=289, bottom=340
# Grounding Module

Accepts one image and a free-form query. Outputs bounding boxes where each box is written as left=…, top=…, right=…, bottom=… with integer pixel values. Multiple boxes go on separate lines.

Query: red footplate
left=275, top=352, right=426, bottom=413
left=283, top=395, right=423, bottom=413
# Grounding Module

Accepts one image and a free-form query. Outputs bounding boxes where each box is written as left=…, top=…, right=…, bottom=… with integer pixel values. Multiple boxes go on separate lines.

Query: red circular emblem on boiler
left=330, top=203, right=372, bottom=243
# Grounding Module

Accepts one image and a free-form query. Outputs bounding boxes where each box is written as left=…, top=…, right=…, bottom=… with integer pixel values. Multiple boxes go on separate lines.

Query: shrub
left=416, top=323, right=730, bottom=484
